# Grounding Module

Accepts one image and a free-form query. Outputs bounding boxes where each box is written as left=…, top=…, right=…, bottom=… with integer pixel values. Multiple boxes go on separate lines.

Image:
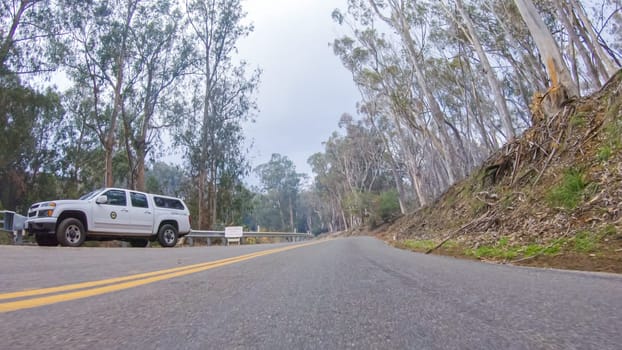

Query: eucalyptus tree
left=180, top=0, right=260, bottom=229
left=145, top=161, right=188, bottom=197
left=255, top=154, right=303, bottom=232
left=59, top=0, right=140, bottom=187
left=550, top=0, right=619, bottom=88
left=306, top=114, right=399, bottom=229
left=364, top=0, right=468, bottom=183
left=0, top=83, right=62, bottom=210
left=121, top=0, right=192, bottom=191
left=0, top=0, right=66, bottom=209
left=331, top=0, right=621, bottom=218
left=513, top=0, right=578, bottom=97
left=507, top=0, right=620, bottom=105
left=0, top=0, right=56, bottom=75
left=55, top=86, right=103, bottom=197
left=308, top=151, right=349, bottom=231
left=332, top=20, right=471, bottom=206
left=438, top=0, right=515, bottom=140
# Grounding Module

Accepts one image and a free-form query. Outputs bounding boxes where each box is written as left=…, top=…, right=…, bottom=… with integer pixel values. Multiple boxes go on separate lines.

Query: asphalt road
left=1, top=237, right=621, bottom=350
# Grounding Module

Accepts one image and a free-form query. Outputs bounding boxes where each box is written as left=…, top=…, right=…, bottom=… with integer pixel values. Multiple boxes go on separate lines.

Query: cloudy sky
left=237, top=0, right=360, bottom=179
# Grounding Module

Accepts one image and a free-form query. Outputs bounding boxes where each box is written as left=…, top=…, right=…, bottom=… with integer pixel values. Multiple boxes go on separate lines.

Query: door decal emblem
left=110, top=211, right=117, bottom=219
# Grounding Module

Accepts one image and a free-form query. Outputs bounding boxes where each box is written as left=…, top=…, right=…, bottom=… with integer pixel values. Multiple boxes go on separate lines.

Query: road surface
left=1, top=237, right=621, bottom=349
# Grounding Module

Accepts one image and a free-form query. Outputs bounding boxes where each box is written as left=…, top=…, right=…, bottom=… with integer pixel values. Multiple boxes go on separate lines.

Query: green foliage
left=253, top=154, right=303, bottom=231
left=546, top=169, right=587, bottom=209
left=0, top=233, right=13, bottom=245
left=0, top=77, right=64, bottom=212
left=573, top=231, right=598, bottom=253
left=377, top=190, right=401, bottom=222
left=597, top=145, right=612, bottom=162
left=145, top=162, right=189, bottom=197
left=402, top=239, right=437, bottom=251
left=466, top=236, right=562, bottom=260
left=469, top=244, right=519, bottom=260
left=569, top=113, right=587, bottom=127
left=343, top=190, right=401, bottom=228
left=521, top=242, right=561, bottom=256
left=600, top=114, right=622, bottom=160
left=600, top=225, right=617, bottom=237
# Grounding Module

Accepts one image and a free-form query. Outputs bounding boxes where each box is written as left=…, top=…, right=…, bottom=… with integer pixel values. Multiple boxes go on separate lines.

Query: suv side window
left=153, top=196, right=184, bottom=210
left=104, top=190, right=127, bottom=206
left=130, top=192, right=149, bottom=208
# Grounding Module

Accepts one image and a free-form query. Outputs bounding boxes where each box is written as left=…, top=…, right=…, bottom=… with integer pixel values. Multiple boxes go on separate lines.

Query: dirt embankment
left=366, top=71, right=622, bottom=273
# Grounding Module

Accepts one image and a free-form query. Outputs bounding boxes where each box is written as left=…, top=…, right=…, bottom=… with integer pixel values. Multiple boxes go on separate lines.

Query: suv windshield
left=79, top=189, right=103, bottom=200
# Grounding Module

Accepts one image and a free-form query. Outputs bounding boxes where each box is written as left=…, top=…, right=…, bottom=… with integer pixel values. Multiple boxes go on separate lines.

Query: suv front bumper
left=25, top=218, right=57, bottom=235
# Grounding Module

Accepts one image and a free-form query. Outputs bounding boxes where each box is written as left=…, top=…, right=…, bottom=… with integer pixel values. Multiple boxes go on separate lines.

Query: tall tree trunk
left=197, top=169, right=205, bottom=229
left=289, top=195, right=295, bottom=231
left=513, top=0, right=578, bottom=96
left=552, top=0, right=601, bottom=89
left=368, top=0, right=460, bottom=184
left=104, top=0, right=137, bottom=186
left=121, top=106, right=135, bottom=189
left=568, top=0, right=619, bottom=78
left=134, top=72, right=154, bottom=192
left=449, top=0, right=516, bottom=140
left=206, top=179, right=215, bottom=229
left=0, top=0, right=32, bottom=71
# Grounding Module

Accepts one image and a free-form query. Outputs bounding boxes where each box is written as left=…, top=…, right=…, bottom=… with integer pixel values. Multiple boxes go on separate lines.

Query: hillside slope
left=377, top=70, right=622, bottom=273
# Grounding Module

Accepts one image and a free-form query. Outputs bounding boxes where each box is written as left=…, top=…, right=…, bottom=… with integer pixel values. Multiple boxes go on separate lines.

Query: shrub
left=377, top=190, right=401, bottom=222
left=597, top=146, right=612, bottom=162
left=573, top=231, right=597, bottom=253
left=546, top=168, right=587, bottom=209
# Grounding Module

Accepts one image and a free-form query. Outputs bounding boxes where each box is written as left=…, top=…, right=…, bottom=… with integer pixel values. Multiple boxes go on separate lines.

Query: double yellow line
left=0, top=241, right=322, bottom=313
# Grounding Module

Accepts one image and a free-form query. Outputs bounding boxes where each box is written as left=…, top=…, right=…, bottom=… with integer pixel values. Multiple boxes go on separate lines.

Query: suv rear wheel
left=57, top=218, right=86, bottom=247
left=157, top=224, right=178, bottom=247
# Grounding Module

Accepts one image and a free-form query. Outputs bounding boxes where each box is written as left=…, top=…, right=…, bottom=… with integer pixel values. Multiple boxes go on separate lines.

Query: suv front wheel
left=57, top=218, right=86, bottom=247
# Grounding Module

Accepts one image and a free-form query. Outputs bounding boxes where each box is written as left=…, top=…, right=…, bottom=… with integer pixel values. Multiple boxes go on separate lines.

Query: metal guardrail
left=186, top=230, right=314, bottom=246
left=1, top=210, right=27, bottom=244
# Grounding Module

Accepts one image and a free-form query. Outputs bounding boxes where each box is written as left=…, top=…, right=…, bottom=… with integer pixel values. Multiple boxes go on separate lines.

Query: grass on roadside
left=546, top=168, right=587, bottom=210
left=400, top=239, right=437, bottom=251
left=397, top=229, right=612, bottom=262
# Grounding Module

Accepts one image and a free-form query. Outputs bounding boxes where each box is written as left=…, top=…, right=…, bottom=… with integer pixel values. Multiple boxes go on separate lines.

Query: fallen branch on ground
left=425, top=212, right=491, bottom=254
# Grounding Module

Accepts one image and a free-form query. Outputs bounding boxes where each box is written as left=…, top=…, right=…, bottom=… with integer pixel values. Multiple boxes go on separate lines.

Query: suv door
left=128, top=192, right=153, bottom=235
left=92, top=189, right=132, bottom=233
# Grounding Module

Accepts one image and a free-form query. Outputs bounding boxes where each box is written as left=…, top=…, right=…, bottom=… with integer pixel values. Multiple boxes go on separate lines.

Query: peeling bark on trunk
left=513, top=0, right=578, bottom=96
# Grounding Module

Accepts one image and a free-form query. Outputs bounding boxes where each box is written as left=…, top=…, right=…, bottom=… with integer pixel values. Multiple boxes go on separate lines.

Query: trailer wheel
left=35, top=234, right=58, bottom=246
left=157, top=224, right=178, bottom=247
left=56, top=218, right=86, bottom=247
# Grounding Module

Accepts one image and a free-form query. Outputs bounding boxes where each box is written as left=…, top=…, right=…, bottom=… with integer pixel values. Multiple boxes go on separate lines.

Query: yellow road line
left=0, top=241, right=322, bottom=313
left=0, top=249, right=275, bottom=301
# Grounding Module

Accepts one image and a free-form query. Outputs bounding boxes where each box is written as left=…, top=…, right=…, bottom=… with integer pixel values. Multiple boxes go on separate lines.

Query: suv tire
left=57, top=218, right=86, bottom=247
left=157, top=224, right=178, bottom=247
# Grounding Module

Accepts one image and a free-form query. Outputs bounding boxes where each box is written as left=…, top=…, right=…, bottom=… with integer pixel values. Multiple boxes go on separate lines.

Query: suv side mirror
left=96, top=195, right=108, bottom=204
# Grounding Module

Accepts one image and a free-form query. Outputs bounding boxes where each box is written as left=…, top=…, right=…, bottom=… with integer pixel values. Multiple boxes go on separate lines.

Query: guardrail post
left=14, top=229, right=23, bottom=245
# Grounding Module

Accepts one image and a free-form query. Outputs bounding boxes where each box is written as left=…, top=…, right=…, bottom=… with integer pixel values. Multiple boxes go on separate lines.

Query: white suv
left=25, top=188, right=192, bottom=247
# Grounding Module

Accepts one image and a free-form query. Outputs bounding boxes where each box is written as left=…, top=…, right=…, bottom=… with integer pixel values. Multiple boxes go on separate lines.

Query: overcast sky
left=237, top=0, right=360, bottom=180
